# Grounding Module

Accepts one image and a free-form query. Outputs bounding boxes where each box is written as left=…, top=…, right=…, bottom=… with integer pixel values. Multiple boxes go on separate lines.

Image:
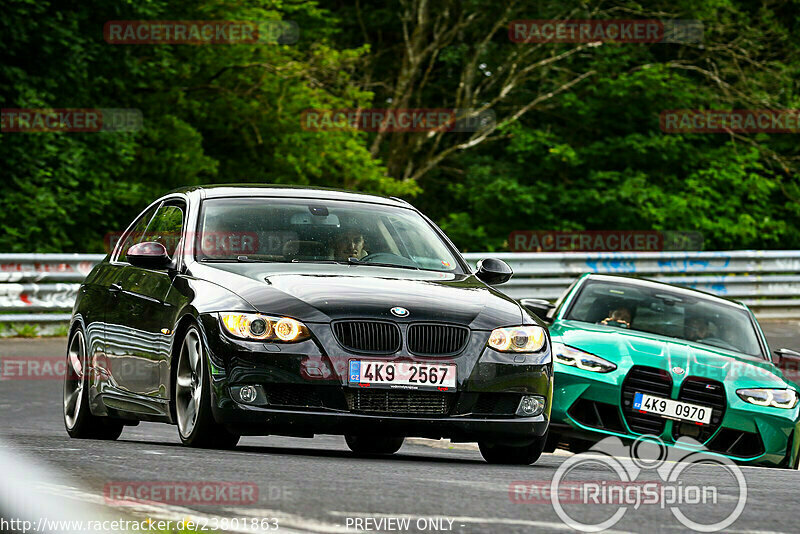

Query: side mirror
left=127, top=241, right=171, bottom=270
left=520, top=298, right=555, bottom=323
left=773, top=348, right=800, bottom=368
left=774, top=348, right=800, bottom=387
left=475, top=258, right=513, bottom=285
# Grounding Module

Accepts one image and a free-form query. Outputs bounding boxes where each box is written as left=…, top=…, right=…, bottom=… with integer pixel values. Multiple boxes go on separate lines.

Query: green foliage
left=1, top=0, right=797, bottom=252
left=0, top=0, right=395, bottom=252
left=10, top=324, right=39, bottom=338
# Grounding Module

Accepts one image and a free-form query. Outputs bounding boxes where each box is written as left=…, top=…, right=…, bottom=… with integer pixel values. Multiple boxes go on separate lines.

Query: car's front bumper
left=552, top=365, right=800, bottom=468
left=198, top=314, right=553, bottom=445
left=214, top=403, right=549, bottom=444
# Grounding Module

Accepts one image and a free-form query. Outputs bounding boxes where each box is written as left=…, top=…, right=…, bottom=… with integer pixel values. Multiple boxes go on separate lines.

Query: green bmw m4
left=524, top=274, right=800, bottom=468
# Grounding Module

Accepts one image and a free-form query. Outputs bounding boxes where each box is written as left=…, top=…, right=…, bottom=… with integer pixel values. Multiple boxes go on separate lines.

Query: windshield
left=195, top=197, right=462, bottom=273
left=565, top=279, right=764, bottom=357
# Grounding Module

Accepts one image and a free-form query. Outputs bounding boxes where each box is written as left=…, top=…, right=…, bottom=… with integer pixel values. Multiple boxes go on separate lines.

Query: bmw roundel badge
left=390, top=307, right=410, bottom=317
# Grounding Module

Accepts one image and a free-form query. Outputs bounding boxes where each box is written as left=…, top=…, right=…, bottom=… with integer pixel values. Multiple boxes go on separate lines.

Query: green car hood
left=551, top=320, right=789, bottom=388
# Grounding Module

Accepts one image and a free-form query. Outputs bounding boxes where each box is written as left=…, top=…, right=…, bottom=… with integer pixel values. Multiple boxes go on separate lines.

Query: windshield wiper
left=291, top=259, right=346, bottom=264
left=201, top=256, right=279, bottom=263
left=347, top=257, right=419, bottom=270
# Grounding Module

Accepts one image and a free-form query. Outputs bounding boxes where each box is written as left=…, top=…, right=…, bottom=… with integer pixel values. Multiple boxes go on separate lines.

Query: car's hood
left=190, top=262, right=524, bottom=328
left=552, top=320, right=786, bottom=387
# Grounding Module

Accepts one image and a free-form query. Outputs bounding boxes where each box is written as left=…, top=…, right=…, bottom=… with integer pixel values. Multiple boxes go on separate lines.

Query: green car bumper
left=552, top=363, right=800, bottom=467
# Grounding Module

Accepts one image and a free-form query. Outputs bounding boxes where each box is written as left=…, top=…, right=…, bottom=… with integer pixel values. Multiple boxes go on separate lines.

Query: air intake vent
left=706, top=428, right=764, bottom=458
left=332, top=321, right=401, bottom=354
left=472, top=393, right=522, bottom=416
left=265, top=385, right=323, bottom=408
left=621, top=365, right=673, bottom=435
left=568, top=399, right=626, bottom=432
left=344, top=389, right=453, bottom=415
left=407, top=324, right=469, bottom=356
left=673, top=377, right=726, bottom=442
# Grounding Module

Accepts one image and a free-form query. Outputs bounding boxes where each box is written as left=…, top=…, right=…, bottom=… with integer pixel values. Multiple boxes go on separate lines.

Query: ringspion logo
left=529, top=435, right=747, bottom=532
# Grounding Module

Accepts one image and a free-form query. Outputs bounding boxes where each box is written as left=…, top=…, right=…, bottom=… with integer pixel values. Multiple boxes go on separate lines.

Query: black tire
left=479, top=435, right=546, bottom=465
left=345, top=435, right=404, bottom=456
left=174, top=325, right=240, bottom=449
left=543, top=432, right=560, bottom=453
left=63, top=329, right=124, bottom=440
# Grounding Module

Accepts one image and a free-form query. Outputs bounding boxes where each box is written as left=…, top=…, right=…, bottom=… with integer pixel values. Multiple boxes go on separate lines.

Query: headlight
left=552, top=342, right=616, bottom=373
left=736, top=388, right=798, bottom=409
left=219, top=313, right=310, bottom=342
left=488, top=325, right=546, bottom=353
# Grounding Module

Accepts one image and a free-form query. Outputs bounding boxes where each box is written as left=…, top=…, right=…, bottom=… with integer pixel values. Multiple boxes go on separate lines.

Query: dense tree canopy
left=1, top=0, right=798, bottom=252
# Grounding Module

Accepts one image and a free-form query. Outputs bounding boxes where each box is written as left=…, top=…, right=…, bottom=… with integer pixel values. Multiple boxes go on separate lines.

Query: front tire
left=345, top=435, right=404, bottom=456
left=479, top=435, right=546, bottom=465
left=174, top=326, right=240, bottom=449
left=63, top=329, right=123, bottom=440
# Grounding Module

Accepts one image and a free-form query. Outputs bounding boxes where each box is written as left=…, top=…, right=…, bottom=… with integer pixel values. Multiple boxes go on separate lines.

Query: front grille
left=622, top=366, right=673, bottom=435
left=407, top=324, right=470, bottom=356
left=332, top=321, right=401, bottom=354
left=673, top=377, right=726, bottom=442
left=472, top=393, right=521, bottom=416
left=568, top=399, right=626, bottom=432
left=344, top=389, right=453, bottom=415
left=265, top=385, right=323, bottom=408
left=707, top=428, right=764, bottom=458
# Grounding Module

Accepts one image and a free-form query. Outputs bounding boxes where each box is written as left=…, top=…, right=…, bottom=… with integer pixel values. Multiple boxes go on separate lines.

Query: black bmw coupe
left=64, top=185, right=552, bottom=464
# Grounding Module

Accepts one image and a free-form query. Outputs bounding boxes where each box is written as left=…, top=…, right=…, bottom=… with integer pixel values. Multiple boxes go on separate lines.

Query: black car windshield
left=195, top=197, right=462, bottom=273
left=565, top=279, right=764, bottom=357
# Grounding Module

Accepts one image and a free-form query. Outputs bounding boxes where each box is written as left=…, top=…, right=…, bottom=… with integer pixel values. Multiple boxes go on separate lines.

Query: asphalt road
left=1, top=321, right=799, bottom=534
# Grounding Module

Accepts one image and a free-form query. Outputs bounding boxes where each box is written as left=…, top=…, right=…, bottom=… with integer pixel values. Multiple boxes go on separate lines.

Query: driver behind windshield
left=332, top=227, right=367, bottom=261
left=600, top=306, right=632, bottom=328
left=685, top=316, right=710, bottom=342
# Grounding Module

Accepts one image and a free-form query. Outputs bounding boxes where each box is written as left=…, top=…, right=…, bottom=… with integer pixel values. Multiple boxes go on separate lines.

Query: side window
left=116, top=205, right=159, bottom=263
left=143, top=203, right=186, bottom=257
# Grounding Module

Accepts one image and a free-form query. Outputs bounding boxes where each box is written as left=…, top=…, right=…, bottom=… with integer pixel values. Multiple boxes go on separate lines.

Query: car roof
left=582, top=273, right=746, bottom=309
left=168, top=184, right=412, bottom=208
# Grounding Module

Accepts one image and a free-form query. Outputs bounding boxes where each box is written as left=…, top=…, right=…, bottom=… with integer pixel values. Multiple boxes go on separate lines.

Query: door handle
left=109, top=283, right=123, bottom=294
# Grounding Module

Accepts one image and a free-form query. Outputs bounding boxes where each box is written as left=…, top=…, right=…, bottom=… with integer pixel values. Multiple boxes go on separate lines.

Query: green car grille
left=672, top=377, right=727, bottom=442
left=621, top=366, right=673, bottom=434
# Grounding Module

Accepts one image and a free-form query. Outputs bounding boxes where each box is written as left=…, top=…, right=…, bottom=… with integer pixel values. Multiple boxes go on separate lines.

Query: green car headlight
left=488, top=325, right=546, bottom=353
left=552, top=342, right=616, bottom=373
left=736, top=388, right=799, bottom=409
left=219, top=312, right=310, bottom=342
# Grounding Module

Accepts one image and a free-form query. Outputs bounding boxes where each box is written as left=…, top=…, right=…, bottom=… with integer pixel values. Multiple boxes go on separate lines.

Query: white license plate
left=348, top=360, right=456, bottom=391
left=633, top=392, right=712, bottom=425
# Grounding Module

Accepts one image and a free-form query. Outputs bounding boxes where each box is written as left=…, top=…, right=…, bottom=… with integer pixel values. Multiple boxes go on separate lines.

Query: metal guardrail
left=0, top=254, right=104, bottom=322
left=0, top=251, right=798, bottom=321
left=462, top=251, right=800, bottom=319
